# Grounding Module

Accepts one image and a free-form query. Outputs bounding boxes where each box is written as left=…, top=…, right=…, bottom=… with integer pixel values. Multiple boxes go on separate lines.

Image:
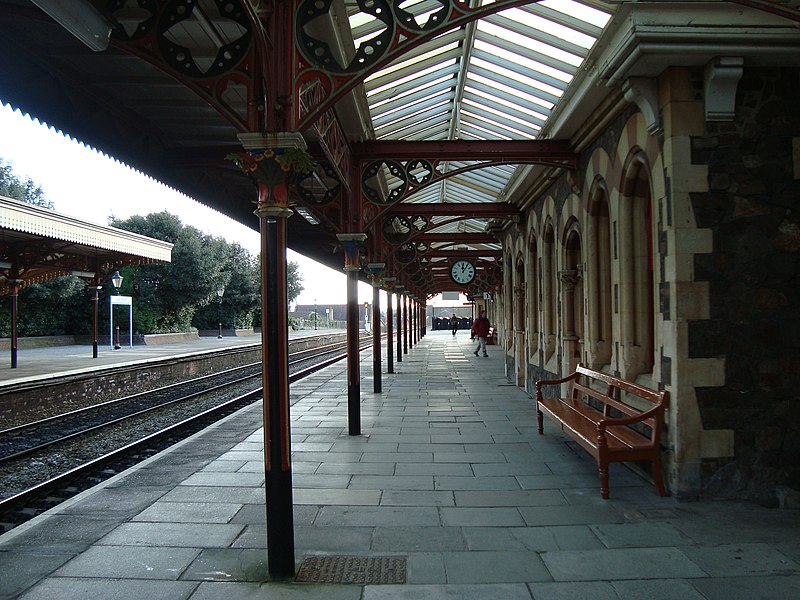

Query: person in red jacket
left=471, top=310, right=490, bottom=357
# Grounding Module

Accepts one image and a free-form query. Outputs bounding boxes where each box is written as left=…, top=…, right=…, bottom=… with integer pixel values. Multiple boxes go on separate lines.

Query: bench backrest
left=570, top=364, right=669, bottom=444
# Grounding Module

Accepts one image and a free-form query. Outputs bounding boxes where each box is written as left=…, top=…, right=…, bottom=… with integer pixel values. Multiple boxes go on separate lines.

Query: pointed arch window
left=588, top=181, right=612, bottom=368
left=619, top=155, right=655, bottom=376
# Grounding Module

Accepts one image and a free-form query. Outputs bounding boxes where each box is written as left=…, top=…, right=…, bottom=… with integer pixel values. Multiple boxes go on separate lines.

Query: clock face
left=450, top=259, right=475, bottom=285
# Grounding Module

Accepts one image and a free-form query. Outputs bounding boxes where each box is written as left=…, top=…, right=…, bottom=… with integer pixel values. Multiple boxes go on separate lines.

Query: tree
left=192, top=242, right=260, bottom=330
left=252, top=258, right=304, bottom=329
left=0, top=158, right=54, bottom=209
left=110, top=212, right=231, bottom=333
left=287, top=260, right=303, bottom=305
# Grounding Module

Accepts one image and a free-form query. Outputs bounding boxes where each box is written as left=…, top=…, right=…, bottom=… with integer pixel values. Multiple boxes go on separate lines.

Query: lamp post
left=111, top=271, right=123, bottom=350
left=314, top=298, right=317, bottom=330
left=217, top=287, right=225, bottom=338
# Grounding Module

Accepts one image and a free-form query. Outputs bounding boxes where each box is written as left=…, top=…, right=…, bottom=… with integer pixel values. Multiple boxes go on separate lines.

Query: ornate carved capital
left=337, top=233, right=367, bottom=272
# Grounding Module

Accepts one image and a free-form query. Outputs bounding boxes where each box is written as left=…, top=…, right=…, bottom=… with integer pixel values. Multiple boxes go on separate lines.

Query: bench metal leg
left=537, top=409, right=544, bottom=434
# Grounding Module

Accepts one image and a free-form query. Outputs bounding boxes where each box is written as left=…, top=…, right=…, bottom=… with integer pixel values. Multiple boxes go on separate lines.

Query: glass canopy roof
left=350, top=0, right=612, bottom=243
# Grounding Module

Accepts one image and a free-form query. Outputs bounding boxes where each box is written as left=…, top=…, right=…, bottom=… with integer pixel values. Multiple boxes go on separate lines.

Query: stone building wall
left=690, top=67, right=800, bottom=503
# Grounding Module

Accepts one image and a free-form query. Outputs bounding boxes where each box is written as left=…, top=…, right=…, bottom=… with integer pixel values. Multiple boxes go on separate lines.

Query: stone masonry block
left=674, top=281, right=710, bottom=320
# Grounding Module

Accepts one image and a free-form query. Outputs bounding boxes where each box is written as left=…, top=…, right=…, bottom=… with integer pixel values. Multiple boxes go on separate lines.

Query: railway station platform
left=1, top=330, right=799, bottom=599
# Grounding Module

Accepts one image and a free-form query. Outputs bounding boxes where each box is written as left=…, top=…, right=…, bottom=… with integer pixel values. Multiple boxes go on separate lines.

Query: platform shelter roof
left=0, top=195, right=173, bottom=291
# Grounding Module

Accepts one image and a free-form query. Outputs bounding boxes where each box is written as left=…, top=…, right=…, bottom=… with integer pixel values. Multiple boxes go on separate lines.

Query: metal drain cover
left=296, top=555, right=406, bottom=584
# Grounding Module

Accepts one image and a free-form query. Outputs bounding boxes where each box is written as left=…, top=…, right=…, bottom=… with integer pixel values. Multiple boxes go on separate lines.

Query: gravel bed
left=0, top=378, right=260, bottom=501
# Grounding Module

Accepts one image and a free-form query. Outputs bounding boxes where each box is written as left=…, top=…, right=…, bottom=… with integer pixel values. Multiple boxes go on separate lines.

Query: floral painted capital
left=228, top=142, right=315, bottom=218
left=336, top=233, right=367, bottom=272
left=366, top=262, right=385, bottom=286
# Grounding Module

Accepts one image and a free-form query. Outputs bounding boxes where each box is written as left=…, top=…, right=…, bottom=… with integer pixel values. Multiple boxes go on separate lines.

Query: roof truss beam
left=353, top=139, right=575, bottom=164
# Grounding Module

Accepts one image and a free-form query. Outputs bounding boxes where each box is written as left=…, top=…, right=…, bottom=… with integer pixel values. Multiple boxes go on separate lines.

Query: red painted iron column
left=385, top=278, right=395, bottom=373
left=233, top=133, right=312, bottom=579
left=403, top=293, right=409, bottom=355
left=337, top=233, right=367, bottom=435
left=91, top=276, right=102, bottom=358
left=8, top=279, right=22, bottom=368
left=408, top=297, right=414, bottom=350
left=256, top=192, right=295, bottom=578
left=412, top=297, right=418, bottom=346
left=366, top=263, right=385, bottom=393
left=395, top=285, right=403, bottom=363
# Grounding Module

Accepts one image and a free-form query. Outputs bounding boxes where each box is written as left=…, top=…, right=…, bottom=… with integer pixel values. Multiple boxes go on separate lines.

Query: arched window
left=543, top=221, right=556, bottom=360
left=619, top=154, right=655, bottom=376
left=562, top=221, right=584, bottom=372
left=588, top=182, right=612, bottom=368
left=505, top=254, right=514, bottom=342
left=515, top=255, right=525, bottom=332
left=527, top=234, right=538, bottom=355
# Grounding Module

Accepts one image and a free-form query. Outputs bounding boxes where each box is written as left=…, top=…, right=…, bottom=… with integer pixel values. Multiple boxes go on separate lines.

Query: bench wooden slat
left=536, top=363, right=669, bottom=499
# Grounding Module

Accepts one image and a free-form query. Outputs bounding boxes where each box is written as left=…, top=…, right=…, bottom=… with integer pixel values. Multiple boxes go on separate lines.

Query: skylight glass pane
left=474, top=37, right=574, bottom=84
left=461, top=99, right=540, bottom=139
left=471, top=53, right=565, bottom=99
left=498, top=7, right=597, bottom=50
left=459, top=121, right=508, bottom=141
left=463, top=82, right=549, bottom=123
left=541, top=0, right=612, bottom=29
left=367, top=59, right=457, bottom=96
left=365, top=41, right=460, bottom=85
left=461, top=106, right=536, bottom=139
left=375, top=100, right=451, bottom=134
left=370, top=75, right=453, bottom=111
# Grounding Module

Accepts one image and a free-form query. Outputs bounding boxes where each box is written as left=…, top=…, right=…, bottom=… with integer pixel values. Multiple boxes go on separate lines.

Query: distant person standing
left=450, top=314, right=459, bottom=336
left=471, top=310, right=490, bottom=357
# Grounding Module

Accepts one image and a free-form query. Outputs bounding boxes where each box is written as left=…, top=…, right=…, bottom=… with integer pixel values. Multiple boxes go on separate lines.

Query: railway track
left=0, top=334, right=376, bottom=532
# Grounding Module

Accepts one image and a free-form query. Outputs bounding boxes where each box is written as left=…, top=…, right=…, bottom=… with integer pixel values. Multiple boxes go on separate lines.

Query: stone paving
left=1, top=330, right=799, bottom=599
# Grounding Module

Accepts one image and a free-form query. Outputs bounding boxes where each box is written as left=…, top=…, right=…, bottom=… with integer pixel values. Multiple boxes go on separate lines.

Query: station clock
left=450, top=259, right=476, bottom=285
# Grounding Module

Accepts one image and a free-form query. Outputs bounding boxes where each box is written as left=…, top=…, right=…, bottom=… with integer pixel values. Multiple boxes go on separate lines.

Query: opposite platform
left=1, top=331, right=799, bottom=599
left=0, top=329, right=332, bottom=386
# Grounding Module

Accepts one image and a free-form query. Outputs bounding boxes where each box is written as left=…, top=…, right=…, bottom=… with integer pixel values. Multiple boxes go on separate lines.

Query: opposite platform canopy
left=0, top=195, right=173, bottom=291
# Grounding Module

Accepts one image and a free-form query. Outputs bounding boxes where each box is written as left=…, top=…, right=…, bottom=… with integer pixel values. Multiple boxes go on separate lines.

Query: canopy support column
left=403, top=293, right=409, bottom=355
left=385, top=278, right=396, bottom=374
left=396, top=286, right=403, bottom=363
left=338, top=233, right=367, bottom=434
left=91, top=278, right=102, bottom=358
left=9, top=279, right=22, bottom=368
left=234, top=132, right=314, bottom=580
left=366, top=263, right=385, bottom=394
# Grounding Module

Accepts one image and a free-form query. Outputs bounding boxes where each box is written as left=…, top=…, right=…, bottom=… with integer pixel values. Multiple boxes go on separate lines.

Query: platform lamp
left=111, top=271, right=123, bottom=349
left=110, top=271, right=123, bottom=294
left=216, top=287, right=225, bottom=338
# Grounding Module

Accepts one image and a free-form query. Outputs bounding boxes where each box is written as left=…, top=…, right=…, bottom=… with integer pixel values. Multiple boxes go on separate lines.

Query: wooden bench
left=486, top=327, right=496, bottom=345
left=535, top=364, right=669, bottom=499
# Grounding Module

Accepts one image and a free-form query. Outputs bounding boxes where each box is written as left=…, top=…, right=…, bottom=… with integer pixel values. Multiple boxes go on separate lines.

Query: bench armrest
left=597, top=403, right=665, bottom=430
left=535, top=372, right=578, bottom=392
left=535, top=372, right=580, bottom=402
